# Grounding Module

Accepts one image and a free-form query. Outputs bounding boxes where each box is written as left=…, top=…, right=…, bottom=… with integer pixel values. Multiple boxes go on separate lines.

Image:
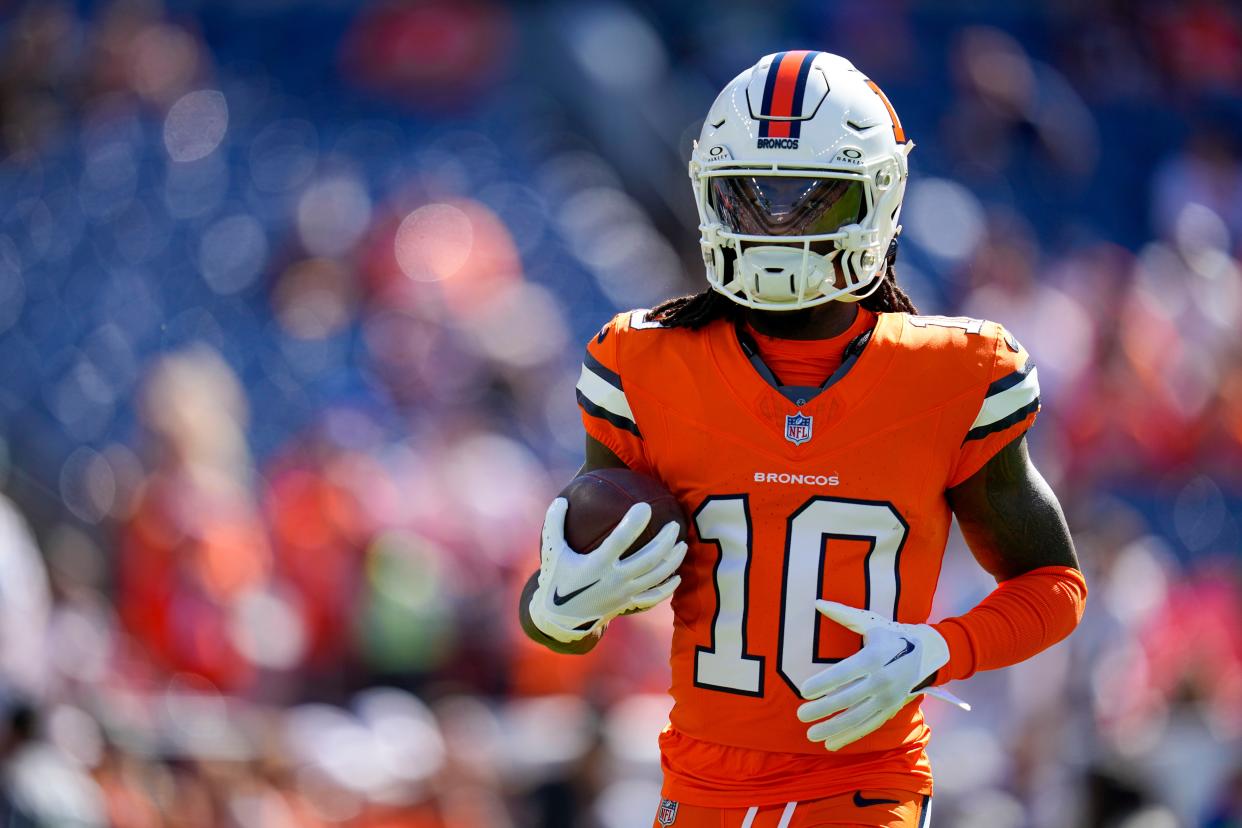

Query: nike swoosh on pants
left=853, top=791, right=901, bottom=808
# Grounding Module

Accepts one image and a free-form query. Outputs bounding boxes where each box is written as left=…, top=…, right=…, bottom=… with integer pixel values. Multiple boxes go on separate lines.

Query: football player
left=519, top=51, right=1086, bottom=828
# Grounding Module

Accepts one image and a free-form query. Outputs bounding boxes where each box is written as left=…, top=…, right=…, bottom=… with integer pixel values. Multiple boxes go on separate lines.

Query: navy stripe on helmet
left=788, top=51, right=820, bottom=139
left=757, top=51, right=786, bottom=138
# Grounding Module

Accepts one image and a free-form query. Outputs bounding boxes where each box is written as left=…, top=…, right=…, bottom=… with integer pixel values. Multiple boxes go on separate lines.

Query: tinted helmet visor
left=708, top=176, right=865, bottom=236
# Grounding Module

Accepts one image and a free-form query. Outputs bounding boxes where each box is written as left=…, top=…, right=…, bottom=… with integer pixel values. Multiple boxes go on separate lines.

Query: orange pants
left=651, top=789, right=931, bottom=828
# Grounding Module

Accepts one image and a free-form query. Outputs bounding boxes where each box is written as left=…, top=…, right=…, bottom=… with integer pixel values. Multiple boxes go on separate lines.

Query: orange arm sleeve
left=931, top=565, right=1087, bottom=684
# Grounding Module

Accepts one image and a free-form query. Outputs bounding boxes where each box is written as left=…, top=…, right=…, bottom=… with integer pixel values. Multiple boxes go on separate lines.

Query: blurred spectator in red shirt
left=339, top=0, right=514, bottom=113
left=263, top=420, right=396, bottom=674
left=119, top=348, right=270, bottom=691
left=1147, top=0, right=1242, bottom=94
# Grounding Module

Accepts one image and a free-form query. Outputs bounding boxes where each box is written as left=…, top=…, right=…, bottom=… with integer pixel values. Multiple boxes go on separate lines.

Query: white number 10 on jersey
left=692, top=496, right=909, bottom=696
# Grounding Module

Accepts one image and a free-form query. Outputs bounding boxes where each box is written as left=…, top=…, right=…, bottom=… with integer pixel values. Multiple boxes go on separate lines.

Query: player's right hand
left=795, top=601, right=969, bottom=752
left=528, top=497, right=687, bottom=643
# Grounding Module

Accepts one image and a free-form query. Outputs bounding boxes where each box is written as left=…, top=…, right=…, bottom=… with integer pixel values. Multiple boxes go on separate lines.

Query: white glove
left=796, top=600, right=970, bottom=752
left=528, top=497, right=687, bottom=644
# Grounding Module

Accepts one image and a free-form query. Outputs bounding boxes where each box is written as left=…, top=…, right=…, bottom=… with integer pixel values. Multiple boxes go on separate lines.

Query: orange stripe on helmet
left=765, top=50, right=813, bottom=138
left=865, top=79, right=906, bottom=144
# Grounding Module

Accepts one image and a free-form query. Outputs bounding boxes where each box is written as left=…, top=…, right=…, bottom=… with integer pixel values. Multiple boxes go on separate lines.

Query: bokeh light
left=394, top=202, right=474, bottom=282
left=163, top=89, right=229, bottom=162
left=296, top=172, right=372, bottom=256
left=198, top=213, right=269, bottom=294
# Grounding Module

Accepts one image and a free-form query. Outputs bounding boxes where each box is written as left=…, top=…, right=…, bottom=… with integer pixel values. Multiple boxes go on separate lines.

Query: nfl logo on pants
left=657, top=799, right=678, bottom=826
left=785, top=412, right=813, bottom=445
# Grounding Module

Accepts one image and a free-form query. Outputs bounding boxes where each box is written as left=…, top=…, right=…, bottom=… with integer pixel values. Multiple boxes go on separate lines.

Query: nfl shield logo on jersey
left=657, top=799, right=678, bottom=826
left=785, top=412, right=813, bottom=445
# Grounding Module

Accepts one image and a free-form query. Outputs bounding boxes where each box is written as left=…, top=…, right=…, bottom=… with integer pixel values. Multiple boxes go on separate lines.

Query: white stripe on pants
left=739, top=801, right=797, bottom=828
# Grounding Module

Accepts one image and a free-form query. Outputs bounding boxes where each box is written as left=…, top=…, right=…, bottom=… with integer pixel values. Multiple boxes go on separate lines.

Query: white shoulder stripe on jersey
left=576, top=364, right=636, bottom=425
left=971, top=365, right=1040, bottom=430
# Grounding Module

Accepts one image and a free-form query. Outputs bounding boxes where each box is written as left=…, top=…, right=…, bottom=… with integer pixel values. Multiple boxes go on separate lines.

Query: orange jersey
left=575, top=310, right=1040, bottom=807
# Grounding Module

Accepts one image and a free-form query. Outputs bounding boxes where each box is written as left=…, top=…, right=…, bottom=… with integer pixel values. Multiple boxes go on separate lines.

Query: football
left=560, top=468, right=688, bottom=557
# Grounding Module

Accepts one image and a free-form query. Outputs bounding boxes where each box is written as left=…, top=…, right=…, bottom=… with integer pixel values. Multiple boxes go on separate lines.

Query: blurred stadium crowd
left=0, top=0, right=1239, bottom=826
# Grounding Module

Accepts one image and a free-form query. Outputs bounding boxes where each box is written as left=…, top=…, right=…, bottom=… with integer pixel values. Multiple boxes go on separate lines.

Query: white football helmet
left=690, top=51, right=914, bottom=311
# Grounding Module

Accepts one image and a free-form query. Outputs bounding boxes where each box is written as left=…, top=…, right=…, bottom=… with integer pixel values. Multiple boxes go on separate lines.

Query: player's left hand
left=796, top=601, right=968, bottom=752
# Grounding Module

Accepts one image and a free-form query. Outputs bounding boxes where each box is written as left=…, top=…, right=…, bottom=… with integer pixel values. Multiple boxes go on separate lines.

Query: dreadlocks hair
left=646, top=284, right=743, bottom=330
left=649, top=240, right=918, bottom=329
left=862, top=238, right=919, bottom=315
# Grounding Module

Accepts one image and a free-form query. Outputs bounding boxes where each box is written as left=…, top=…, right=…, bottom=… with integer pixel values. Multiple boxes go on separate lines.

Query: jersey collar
left=735, top=324, right=875, bottom=405
left=707, top=311, right=903, bottom=452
